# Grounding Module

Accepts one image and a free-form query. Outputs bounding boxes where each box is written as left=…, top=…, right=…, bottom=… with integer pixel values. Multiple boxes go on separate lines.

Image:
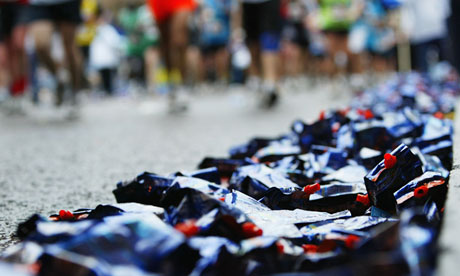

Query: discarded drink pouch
left=300, top=216, right=396, bottom=238
left=309, top=182, right=367, bottom=200
left=364, top=144, right=423, bottom=208
left=247, top=209, right=351, bottom=238
left=412, top=147, right=450, bottom=178
left=229, top=137, right=276, bottom=159
left=197, top=157, right=254, bottom=179
left=393, top=172, right=445, bottom=200
left=359, top=147, right=383, bottom=170
left=113, top=172, right=174, bottom=205
left=230, top=164, right=299, bottom=199
left=177, top=167, right=222, bottom=184
left=222, top=190, right=271, bottom=214
left=0, top=262, right=34, bottom=276
left=252, top=143, right=301, bottom=163
left=321, top=165, right=368, bottom=183
left=188, top=236, right=240, bottom=275
left=168, top=176, right=229, bottom=197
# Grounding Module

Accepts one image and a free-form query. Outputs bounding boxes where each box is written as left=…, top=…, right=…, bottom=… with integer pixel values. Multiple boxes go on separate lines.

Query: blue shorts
left=242, top=0, right=282, bottom=51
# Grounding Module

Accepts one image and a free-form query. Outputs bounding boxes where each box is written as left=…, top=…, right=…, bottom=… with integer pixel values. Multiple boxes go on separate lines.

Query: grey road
left=0, top=84, right=351, bottom=250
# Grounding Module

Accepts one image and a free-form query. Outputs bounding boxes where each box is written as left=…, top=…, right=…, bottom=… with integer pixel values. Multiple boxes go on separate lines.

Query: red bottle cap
left=383, top=153, right=397, bottom=169
left=242, top=222, right=263, bottom=238
left=356, top=194, right=370, bottom=206
left=364, top=109, right=374, bottom=120
left=345, top=235, right=360, bottom=249
left=414, top=185, right=428, bottom=198
left=302, top=244, right=318, bottom=254
left=276, top=242, right=284, bottom=254
left=317, top=240, right=337, bottom=253
left=303, top=183, right=321, bottom=195
left=58, top=210, right=74, bottom=220
left=319, top=110, right=326, bottom=121
left=175, top=221, right=200, bottom=238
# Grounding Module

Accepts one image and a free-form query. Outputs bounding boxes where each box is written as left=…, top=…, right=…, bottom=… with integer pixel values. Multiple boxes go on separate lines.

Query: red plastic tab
left=319, top=110, right=326, bottom=121
left=242, top=222, right=263, bottom=238
left=276, top=242, right=284, bottom=254
left=364, top=109, right=374, bottom=120
left=356, top=194, right=370, bottom=206
left=414, top=185, right=428, bottom=198
left=345, top=235, right=360, bottom=249
left=175, top=221, right=200, bottom=238
left=303, top=183, right=321, bottom=195
left=302, top=244, right=318, bottom=254
left=58, top=210, right=74, bottom=220
left=383, top=153, right=397, bottom=169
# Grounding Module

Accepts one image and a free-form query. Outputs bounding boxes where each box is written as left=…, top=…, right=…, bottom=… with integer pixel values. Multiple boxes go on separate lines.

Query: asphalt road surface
left=0, top=84, right=351, bottom=250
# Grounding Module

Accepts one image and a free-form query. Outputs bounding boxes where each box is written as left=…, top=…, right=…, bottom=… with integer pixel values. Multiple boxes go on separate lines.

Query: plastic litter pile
left=1, top=64, right=460, bottom=275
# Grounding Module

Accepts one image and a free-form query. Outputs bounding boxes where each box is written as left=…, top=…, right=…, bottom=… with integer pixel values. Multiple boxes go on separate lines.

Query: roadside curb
left=438, top=99, right=460, bottom=276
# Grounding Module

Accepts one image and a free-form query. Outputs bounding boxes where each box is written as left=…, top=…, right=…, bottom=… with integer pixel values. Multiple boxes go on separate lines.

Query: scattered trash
left=1, top=64, right=459, bottom=275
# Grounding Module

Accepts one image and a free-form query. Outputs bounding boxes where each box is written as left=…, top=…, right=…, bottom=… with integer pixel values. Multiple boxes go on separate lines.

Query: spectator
left=89, top=8, right=125, bottom=95
left=401, top=0, right=451, bottom=72
left=76, top=0, right=99, bottom=68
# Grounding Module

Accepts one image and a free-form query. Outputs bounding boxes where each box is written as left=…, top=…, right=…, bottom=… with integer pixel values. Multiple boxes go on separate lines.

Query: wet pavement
left=0, top=84, right=351, bottom=250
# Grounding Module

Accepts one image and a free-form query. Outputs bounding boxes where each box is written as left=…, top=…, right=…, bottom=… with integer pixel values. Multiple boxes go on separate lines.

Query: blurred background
left=0, top=0, right=458, bottom=114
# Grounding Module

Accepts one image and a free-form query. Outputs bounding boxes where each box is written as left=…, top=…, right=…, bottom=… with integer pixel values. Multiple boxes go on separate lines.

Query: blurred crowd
left=0, top=0, right=459, bottom=115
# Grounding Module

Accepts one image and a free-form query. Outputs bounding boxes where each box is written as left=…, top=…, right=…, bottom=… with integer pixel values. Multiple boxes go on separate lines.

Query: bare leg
left=144, top=46, right=160, bottom=90
left=159, top=11, right=191, bottom=112
left=169, top=10, right=190, bottom=82
left=7, top=24, right=28, bottom=97
left=0, top=43, right=9, bottom=89
left=185, top=45, right=203, bottom=84
left=30, top=21, right=63, bottom=105
left=215, top=47, right=229, bottom=82
left=247, top=41, right=261, bottom=78
left=9, top=25, right=27, bottom=82
left=58, top=22, right=82, bottom=93
left=331, top=33, right=348, bottom=76
left=29, top=21, right=57, bottom=75
left=348, top=52, right=363, bottom=74
left=261, top=51, right=279, bottom=84
left=281, top=41, right=302, bottom=77
left=158, top=19, right=171, bottom=72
